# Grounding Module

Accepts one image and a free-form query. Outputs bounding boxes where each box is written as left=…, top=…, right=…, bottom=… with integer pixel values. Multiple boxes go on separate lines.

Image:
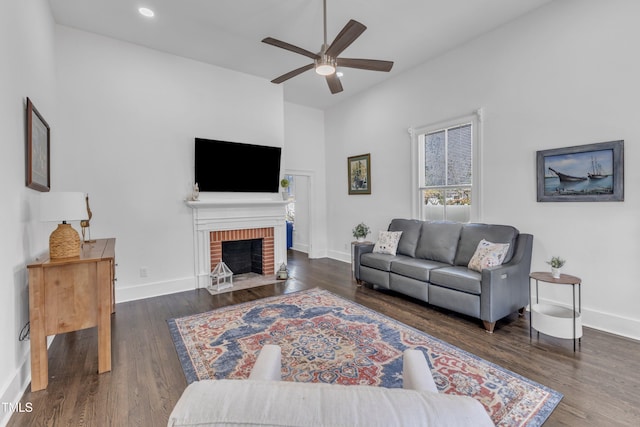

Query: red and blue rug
left=168, top=288, right=562, bottom=426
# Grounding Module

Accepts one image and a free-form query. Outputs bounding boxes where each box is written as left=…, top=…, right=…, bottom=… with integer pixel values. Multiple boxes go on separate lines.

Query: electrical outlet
left=140, top=267, right=148, bottom=278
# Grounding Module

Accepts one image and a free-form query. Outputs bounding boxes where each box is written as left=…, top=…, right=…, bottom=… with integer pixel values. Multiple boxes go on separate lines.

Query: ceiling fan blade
left=271, top=63, right=315, bottom=84
left=325, top=20, right=367, bottom=58
left=262, top=37, right=319, bottom=60
left=326, top=73, right=343, bottom=94
left=337, top=58, right=394, bottom=72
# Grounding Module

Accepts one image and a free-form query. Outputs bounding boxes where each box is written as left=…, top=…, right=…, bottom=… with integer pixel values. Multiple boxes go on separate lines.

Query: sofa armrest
left=353, top=243, right=375, bottom=281
left=403, top=349, right=438, bottom=392
left=248, top=344, right=282, bottom=381
left=480, top=233, right=533, bottom=323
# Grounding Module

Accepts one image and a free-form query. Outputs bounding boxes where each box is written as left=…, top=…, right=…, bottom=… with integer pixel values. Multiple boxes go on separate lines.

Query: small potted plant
left=546, top=256, right=566, bottom=279
left=280, top=178, right=290, bottom=200
left=352, top=222, right=371, bottom=242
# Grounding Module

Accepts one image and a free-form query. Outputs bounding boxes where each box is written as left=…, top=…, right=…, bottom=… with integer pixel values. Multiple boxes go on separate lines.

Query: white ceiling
left=48, top=0, right=552, bottom=110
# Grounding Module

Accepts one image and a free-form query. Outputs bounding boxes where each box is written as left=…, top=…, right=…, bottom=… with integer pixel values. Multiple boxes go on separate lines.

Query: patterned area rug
left=168, top=288, right=562, bottom=426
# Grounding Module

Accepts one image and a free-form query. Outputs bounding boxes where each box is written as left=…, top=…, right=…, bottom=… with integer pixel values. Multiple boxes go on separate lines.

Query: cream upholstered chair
left=168, top=345, right=494, bottom=427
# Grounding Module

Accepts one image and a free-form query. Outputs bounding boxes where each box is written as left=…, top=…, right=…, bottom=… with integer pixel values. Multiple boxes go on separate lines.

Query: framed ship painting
left=536, top=140, right=624, bottom=202
left=348, top=153, right=371, bottom=195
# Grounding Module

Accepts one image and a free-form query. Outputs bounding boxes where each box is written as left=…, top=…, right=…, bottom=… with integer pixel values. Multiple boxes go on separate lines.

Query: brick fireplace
left=187, top=198, right=287, bottom=289
left=210, top=227, right=274, bottom=276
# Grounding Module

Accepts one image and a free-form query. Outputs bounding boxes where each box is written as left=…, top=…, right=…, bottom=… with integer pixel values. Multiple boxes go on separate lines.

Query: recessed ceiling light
left=336, top=71, right=344, bottom=78
left=138, top=7, right=155, bottom=18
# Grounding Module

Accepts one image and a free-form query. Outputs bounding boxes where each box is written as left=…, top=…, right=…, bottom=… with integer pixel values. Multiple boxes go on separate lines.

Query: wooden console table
left=27, top=238, right=116, bottom=391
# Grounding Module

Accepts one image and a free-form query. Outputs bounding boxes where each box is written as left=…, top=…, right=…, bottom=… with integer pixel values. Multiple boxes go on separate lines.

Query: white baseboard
left=116, top=276, right=196, bottom=303
left=292, top=244, right=331, bottom=260
left=292, top=243, right=309, bottom=253
left=534, top=297, right=640, bottom=341
left=327, top=249, right=351, bottom=264
left=0, top=353, right=30, bottom=427
left=0, top=337, right=54, bottom=427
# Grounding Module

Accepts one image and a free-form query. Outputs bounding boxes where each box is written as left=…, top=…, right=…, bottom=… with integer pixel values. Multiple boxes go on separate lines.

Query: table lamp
left=40, top=192, right=88, bottom=259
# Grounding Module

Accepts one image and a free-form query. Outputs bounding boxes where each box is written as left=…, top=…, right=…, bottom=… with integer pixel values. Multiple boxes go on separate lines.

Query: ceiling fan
left=261, top=0, right=394, bottom=94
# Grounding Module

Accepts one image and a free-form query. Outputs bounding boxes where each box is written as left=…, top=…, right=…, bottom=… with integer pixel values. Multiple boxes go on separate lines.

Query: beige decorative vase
left=49, top=223, right=81, bottom=259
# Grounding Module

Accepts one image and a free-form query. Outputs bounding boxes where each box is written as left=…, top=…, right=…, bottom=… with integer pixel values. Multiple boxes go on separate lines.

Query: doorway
left=284, top=171, right=312, bottom=254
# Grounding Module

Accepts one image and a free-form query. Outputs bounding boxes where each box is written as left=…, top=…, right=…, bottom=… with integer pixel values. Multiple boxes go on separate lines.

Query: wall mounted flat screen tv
left=195, top=138, right=282, bottom=193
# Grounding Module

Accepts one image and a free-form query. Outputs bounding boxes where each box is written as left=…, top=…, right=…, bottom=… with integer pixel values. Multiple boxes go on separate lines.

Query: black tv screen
left=195, top=138, right=282, bottom=193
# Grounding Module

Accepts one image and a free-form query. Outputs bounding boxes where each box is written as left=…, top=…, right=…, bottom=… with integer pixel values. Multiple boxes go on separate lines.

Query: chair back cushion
left=388, top=218, right=423, bottom=257
left=168, top=379, right=494, bottom=427
left=415, top=221, right=463, bottom=264
left=455, top=223, right=519, bottom=266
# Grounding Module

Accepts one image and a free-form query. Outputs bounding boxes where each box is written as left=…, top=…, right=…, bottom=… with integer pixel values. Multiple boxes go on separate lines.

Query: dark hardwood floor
left=9, top=251, right=640, bottom=426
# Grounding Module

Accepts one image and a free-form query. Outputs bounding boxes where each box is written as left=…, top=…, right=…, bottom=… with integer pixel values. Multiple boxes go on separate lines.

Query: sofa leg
left=518, top=307, right=526, bottom=317
left=482, top=321, right=496, bottom=333
left=356, top=279, right=364, bottom=287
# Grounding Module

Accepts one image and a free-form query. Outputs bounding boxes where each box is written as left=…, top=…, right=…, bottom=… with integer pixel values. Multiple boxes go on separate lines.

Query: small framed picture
left=536, top=140, right=624, bottom=202
left=348, top=153, right=371, bottom=195
left=26, top=97, right=51, bottom=192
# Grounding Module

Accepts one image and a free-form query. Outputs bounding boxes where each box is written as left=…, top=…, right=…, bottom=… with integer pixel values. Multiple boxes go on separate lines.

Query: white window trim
left=408, top=108, right=484, bottom=221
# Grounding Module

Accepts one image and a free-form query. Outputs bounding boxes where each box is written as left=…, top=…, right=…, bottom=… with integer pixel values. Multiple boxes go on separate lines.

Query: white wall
left=0, top=0, right=57, bottom=422
left=54, top=26, right=285, bottom=302
left=324, top=0, right=640, bottom=339
left=283, top=102, right=327, bottom=258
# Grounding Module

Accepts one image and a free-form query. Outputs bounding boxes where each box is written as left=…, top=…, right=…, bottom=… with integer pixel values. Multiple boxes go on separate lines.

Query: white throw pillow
left=468, top=239, right=510, bottom=272
left=373, top=231, right=403, bottom=256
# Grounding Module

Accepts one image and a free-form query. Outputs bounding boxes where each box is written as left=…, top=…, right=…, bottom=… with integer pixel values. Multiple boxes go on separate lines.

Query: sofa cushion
left=467, top=239, right=510, bottom=272
left=373, top=231, right=403, bottom=255
left=415, top=221, right=463, bottom=264
left=390, top=257, right=450, bottom=282
left=360, top=252, right=400, bottom=272
left=429, top=266, right=482, bottom=295
left=389, top=218, right=423, bottom=257
left=390, top=273, right=429, bottom=302
left=454, top=223, right=518, bottom=266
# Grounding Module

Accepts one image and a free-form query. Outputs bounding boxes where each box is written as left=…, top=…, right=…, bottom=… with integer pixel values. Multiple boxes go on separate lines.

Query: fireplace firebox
left=221, top=239, right=263, bottom=275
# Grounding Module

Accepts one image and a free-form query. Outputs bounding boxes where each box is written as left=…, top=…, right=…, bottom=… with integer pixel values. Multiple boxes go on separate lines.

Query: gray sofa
left=354, top=219, right=533, bottom=332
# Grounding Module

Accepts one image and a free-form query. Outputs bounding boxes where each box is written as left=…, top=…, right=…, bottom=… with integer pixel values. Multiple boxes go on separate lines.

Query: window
left=410, top=110, right=482, bottom=222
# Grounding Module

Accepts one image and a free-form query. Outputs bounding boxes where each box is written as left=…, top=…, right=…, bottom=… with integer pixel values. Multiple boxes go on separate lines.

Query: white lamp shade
left=40, top=192, right=88, bottom=222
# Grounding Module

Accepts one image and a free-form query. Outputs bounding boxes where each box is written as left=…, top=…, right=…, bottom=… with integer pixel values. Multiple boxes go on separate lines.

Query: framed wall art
left=26, top=97, right=50, bottom=192
left=348, top=153, right=371, bottom=195
left=536, top=140, right=624, bottom=202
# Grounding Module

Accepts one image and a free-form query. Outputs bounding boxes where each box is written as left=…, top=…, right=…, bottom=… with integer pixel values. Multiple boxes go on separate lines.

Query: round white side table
left=529, top=271, right=582, bottom=351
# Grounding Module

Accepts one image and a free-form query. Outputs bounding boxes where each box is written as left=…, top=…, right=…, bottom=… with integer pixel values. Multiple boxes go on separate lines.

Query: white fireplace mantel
left=186, top=198, right=288, bottom=288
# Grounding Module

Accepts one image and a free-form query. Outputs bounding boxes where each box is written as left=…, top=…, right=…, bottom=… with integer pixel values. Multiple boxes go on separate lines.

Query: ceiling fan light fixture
left=138, top=7, right=155, bottom=18
left=315, top=56, right=336, bottom=76
left=315, top=63, right=336, bottom=76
